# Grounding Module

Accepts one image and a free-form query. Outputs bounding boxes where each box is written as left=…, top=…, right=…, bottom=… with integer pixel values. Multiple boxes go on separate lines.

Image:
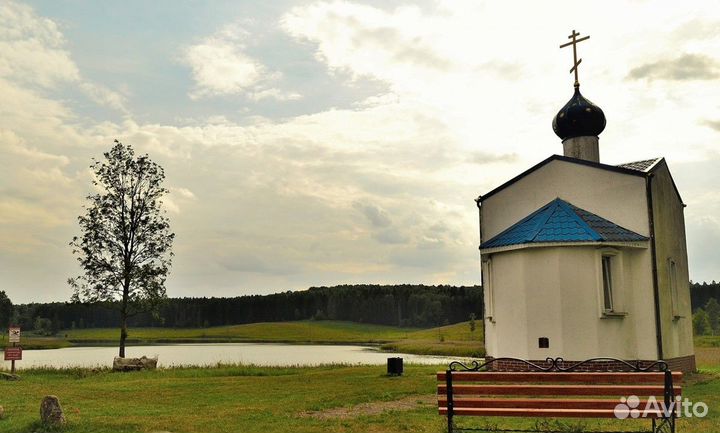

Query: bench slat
left=437, top=384, right=681, bottom=396
left=438, top=407, right=669, bottom=418
left=437, top=371, right=682, bottom=384
left=438, top=397, right=660, bottom=410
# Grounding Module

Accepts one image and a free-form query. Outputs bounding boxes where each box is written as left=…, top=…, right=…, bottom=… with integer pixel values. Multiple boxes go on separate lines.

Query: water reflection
left=6, top=344, right=465, bottom=369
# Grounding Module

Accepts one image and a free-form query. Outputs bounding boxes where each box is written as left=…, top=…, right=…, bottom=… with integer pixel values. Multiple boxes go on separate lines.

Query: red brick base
left=663, top=354, right=696, bottom=373
left=483, top=355, right=696, bottom=373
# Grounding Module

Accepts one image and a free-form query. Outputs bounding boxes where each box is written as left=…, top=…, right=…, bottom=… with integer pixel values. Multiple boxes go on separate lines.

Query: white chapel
left=476, top=31, right=695, bottom=372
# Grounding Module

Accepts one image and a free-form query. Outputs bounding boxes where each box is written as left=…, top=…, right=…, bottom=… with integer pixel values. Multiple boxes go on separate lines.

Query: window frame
left=482, top=256, right=495, bottom=322
left=597, top=248, right=627, bottom=318
left=668, top=258, right=682, bottom=319
left=601, top=255, right=614, bottom=312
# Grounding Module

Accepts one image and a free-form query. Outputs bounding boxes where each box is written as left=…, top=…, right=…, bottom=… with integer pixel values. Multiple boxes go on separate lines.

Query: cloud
left=354, top=202, right=392, bottom=227
left=0, top=1, right=129, bottom=115
left=281, top=1, right=452, bottom=84
left=3, top=0, right=720, bottom=302
left=373, top=228, right=408, bottom=245
left=79, top=82, right=128, bottom=113
left=174, top=187, right=196, bottom=200
left=184, top=24, right=301, bottom=101
left=627, top=53, right=720, bottom=81
left=701, top=119, right=720, bottom=132
left=0, top=1, right=79, bottom=87
left=467, top=151, right=519, bottom=165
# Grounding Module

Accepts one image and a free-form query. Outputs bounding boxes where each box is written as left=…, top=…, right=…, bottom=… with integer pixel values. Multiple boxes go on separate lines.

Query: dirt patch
left=299, top=394, right=435, bottom=420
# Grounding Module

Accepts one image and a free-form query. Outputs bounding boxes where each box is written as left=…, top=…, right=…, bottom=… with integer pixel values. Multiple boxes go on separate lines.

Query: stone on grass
left=0, top=372, right=19, bottom=381
left=40, top=395, right=65, bottom=426
left=113, top=356, right=158, bottom=372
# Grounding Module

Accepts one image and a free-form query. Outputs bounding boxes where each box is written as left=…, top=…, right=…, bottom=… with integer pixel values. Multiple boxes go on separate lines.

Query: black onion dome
left=552, top=87, right=606, bottom=140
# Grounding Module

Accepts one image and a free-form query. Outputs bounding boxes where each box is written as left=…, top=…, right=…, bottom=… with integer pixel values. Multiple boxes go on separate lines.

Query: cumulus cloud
left=184, top=24, right=301, bottom=101
left=0, top=1, right=79, bottom=87
left=627, top=53, right=720, bottom=81
left=3, top=0, right=720, bottom=302
left=281, top=2, right=451, bottom=83
left=0, top=1, right=129, bottom=115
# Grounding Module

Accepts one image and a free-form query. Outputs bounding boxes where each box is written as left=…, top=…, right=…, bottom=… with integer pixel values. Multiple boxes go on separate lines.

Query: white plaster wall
left=651, top=162, right=694, bottom=359
left=481, top=159, right=649, bottom=241
left=485, top=246, right=659, bottom=360
left=484, top=249, right=527, bottom=358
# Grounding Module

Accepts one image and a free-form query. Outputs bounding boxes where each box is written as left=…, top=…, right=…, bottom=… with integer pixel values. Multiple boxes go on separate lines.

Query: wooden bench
left=437, top=357, right=682, bottom=433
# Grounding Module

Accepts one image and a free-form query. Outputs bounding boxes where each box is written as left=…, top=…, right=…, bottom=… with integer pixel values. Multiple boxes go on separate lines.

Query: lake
left=6, top=343, right=467, bottom=370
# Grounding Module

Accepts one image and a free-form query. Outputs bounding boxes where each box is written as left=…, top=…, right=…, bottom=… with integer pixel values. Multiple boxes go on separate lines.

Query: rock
left=40, top=395, right=65, bottom=426
left=0, top=372, right=19, bottom=381
left=0, top=405, right=4, bottom=419
left=112, top=356, right=158, bottom=372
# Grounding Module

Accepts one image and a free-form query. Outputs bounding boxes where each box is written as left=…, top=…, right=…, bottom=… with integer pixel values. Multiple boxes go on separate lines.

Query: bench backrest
left=437, top=371, right=683, bottom=418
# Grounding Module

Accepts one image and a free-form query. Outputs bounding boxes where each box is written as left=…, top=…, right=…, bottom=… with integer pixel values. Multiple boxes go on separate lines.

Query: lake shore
left=2, top=343, right=469, bottom=370
left=6, top=320, right=486, bottom=357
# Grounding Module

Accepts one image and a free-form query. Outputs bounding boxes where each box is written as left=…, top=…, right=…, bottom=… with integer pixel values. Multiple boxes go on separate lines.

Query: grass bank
left=63, top=321, right=419, bottom=345
left=0, top=363, right=717, bottom=433
left=380, top=321, right=485, bottom=357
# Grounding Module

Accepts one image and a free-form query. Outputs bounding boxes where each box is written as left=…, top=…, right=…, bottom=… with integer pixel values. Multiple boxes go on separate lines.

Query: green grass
left=0, top=364, right=446, bottom=433
left=694, top=335, right=720, bottom=348
left=62, top=321, right=420, bottom=345
left=0, top=364, right=717, bottom=433
left=0, top=336, right=70, bottom=350
left=381, top=321, right=485, bottom=357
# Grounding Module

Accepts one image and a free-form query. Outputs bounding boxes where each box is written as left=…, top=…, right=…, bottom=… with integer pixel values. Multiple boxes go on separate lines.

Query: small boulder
left=113, top=356, right=158, bottom=372
left=40, top=395, right=65, bottom=426
left=0, top=372, right=19, bottom=381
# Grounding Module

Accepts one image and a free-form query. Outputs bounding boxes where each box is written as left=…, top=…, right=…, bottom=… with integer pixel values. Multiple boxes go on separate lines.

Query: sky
left=1, top=0, right=719, bottom=303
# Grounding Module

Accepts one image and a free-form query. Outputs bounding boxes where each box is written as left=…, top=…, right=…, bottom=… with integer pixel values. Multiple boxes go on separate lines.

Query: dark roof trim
left=479, top=155, right=646, bottom=202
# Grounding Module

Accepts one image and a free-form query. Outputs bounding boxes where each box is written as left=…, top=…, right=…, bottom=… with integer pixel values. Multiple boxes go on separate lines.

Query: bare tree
left=70, top=140, right=174, bottom=357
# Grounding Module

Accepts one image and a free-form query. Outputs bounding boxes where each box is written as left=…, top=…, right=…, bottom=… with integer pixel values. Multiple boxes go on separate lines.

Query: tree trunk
left=119, top=280, right=130, bottom=358
left=119, top=314, right=127, bottom=358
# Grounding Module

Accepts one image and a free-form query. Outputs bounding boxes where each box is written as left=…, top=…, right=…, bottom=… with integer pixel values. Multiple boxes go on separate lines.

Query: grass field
left=381, top=321, right=484, bottom=357
left=16, top=320, right=483, bottom=357
left=0, top=363, right=717, bottom=433
left=2, top=322, right=719, bottom=432
left=62, top=321, right=421, bottom=345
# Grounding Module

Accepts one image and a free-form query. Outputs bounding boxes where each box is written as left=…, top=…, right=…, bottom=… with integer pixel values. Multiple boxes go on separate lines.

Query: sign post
left=6, top=326, right=21, bottom=373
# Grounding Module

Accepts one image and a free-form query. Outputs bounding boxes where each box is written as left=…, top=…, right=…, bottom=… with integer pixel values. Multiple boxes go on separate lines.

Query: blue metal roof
left=480, top=198, right=648, bottom=249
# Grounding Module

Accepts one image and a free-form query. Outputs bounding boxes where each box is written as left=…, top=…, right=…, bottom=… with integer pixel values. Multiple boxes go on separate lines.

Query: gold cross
left=560, top=30, right=590, bottom=88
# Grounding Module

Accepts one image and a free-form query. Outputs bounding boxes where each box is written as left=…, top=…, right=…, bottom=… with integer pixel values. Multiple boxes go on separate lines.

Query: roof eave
left=480, top=240, right=650, bottom=255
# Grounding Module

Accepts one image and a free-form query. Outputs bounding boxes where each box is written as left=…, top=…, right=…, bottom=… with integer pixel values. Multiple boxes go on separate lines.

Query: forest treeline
left=691, top=281, right=720, bottom=311
left=4, top=281, right=718, bottom=334
left=691, top=281, right=720, bottom=336
left=6, top=285, right=483, bottom=332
